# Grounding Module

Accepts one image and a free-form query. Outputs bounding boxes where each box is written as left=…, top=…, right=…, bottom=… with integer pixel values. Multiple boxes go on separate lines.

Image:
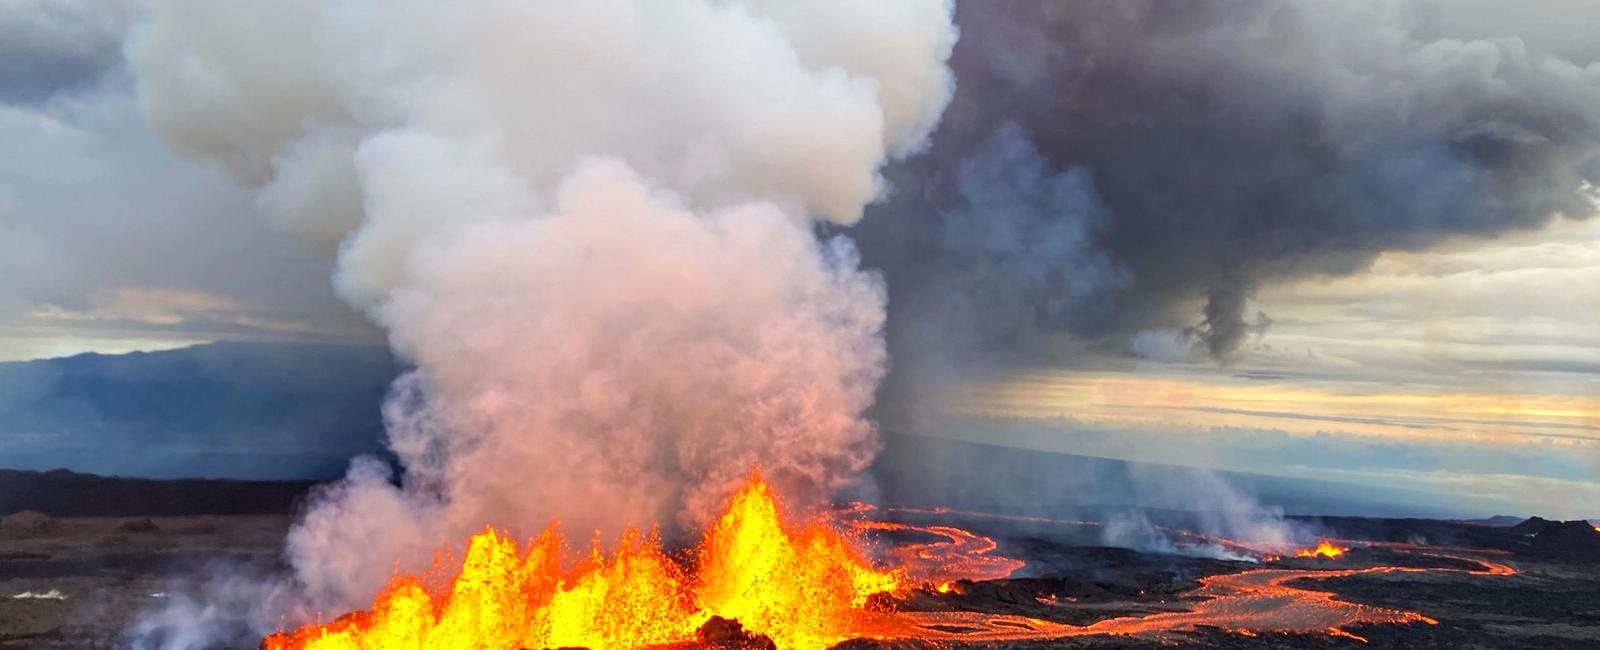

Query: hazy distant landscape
left=0, top=343, right=395, bottom=479
left=0, top=344, right=1526, bottom=521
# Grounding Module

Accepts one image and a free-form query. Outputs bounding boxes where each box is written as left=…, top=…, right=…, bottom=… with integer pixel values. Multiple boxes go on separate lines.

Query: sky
left=0, top=0, right=1597, bottom=518
left=889, top=212, right=1600, bottom=518
left=891, top=215, right=1600, bottom=517
left=0, top=0, right=378, bottom=363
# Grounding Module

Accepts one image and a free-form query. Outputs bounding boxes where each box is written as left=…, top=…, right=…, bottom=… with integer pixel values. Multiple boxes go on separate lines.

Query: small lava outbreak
left=1295, top=540, right=1348, bottom=559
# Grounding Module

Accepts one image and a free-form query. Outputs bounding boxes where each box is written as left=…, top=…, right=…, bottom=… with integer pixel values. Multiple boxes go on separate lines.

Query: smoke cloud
left=128, top=0, right=955, bottom=618
left=1099, top=465, right=1301, bottom=562
left=854, top=0, right=1600, bottom=371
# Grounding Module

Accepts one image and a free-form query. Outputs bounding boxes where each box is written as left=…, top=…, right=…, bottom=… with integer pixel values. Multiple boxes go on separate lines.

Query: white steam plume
left=128, top=0, right=955, bottom=615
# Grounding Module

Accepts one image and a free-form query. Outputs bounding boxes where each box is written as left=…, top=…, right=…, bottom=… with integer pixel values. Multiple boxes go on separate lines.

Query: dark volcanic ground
left=887, top=545, right=1600, bottom=649
left=0, top=513, right=288, bottom=649
left=1, top=470, right=1597, bottom=649
left=862, top=512, right=1600, bottom=649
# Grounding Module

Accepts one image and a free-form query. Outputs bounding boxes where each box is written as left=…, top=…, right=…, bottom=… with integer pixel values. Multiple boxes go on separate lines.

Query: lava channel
left=864, top=551, right=1516, bottom=644
left=838, top=503, right=1025, bottom=585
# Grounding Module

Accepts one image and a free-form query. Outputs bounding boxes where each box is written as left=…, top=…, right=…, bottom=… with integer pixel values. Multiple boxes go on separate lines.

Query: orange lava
left=263, top=483, right=1522, bottom=649
left=862, top=567, right=1434, bottom=642
left=866, top=552, right=1518, bottom=643
left=262, top=470, right=900, bottom=650
left=1296, top=540, right=1348, bottom=559
left=840, top=504, right=1025, bottom=584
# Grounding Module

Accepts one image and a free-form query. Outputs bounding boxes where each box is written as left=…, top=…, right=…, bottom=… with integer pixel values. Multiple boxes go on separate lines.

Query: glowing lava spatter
left=262, top=470, right=900, bottom=650
left=1296, top=540, right=1348, bottom=559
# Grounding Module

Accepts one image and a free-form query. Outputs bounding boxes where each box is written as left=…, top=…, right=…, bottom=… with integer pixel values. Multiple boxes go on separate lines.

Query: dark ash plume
left=854, top=0, right=1600, bottom=372
left=1197, top=281, right=1270, bottom=361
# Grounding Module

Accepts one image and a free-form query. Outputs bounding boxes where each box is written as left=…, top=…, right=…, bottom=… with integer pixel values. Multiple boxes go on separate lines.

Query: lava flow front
left=263, top=470, right=900, bottom=650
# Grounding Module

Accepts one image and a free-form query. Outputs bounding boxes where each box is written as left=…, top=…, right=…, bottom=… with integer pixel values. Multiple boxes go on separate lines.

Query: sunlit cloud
left=918, top=215, right=1600, bottom=518
left=0, top=286, right=380, bottom=361
left=960, top=370, right=1599, bottom=447
left=1242, top=216, right=1600, bottom=390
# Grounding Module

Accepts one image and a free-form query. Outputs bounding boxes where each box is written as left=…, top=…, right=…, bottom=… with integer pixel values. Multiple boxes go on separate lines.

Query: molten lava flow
left=1295, top=540, right=1347, bottom=559
left=263, top=471, right=901, bottom=650
left=839, top=503, right=1024, bottom=585
left=263, top=490, right=1526, bottom=649
left=867, top=552, right=1520, bottom=643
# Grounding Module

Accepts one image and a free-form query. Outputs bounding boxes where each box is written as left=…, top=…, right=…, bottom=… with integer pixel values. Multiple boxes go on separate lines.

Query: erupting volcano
left=260, top=470, right=1535, bottom=650
left=263, top=471, right=899, bottom=650
left=48, top=3, right=1583, bottom=649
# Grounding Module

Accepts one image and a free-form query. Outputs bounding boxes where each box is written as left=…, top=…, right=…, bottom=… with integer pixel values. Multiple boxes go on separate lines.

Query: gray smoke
left=855, top=0, right=1600, bottom=373
left=1098, top=464, right=1301, bottom=561
left=872, top=123, right=1127, bottom=400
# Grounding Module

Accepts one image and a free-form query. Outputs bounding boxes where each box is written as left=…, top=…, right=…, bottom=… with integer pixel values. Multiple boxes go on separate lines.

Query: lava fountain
left=1295, top=540, right=1348, bottom=559
left=263, top=481, right=1520, bottom=649
left=263, top=470, right=900, bottom=650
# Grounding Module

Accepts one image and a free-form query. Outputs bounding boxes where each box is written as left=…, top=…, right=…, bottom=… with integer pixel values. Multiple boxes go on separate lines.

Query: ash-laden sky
left=0, top=0, right=1597, bottom=518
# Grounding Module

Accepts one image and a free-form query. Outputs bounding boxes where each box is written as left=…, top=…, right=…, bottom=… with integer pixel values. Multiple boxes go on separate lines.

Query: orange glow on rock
left=262, top=470, right=901, bottom=650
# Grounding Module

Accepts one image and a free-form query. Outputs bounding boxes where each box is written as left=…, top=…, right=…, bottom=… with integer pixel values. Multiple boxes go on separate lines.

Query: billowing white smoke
left=128, top=0, right=955, bottom=613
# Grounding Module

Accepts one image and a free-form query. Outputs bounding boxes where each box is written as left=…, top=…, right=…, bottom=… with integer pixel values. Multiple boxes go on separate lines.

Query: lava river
left=265, top=471, right=1516, bottom=649
left=867, top=562, right=1482, bottom=644
left=860, top=542, right=1517, bottom=644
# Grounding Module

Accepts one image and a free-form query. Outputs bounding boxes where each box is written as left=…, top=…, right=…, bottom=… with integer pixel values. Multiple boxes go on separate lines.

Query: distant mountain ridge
left=0, top=343, right=1462, bottom=519
left=0, top=341, right=398, bottom=479
left=0, top=467, right=316, bottom=517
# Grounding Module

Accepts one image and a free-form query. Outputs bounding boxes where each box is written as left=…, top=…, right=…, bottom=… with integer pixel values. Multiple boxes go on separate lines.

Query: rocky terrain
left=0, top=511, right=289, bottom=649
left=0, top=469, right=315, bottom=518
